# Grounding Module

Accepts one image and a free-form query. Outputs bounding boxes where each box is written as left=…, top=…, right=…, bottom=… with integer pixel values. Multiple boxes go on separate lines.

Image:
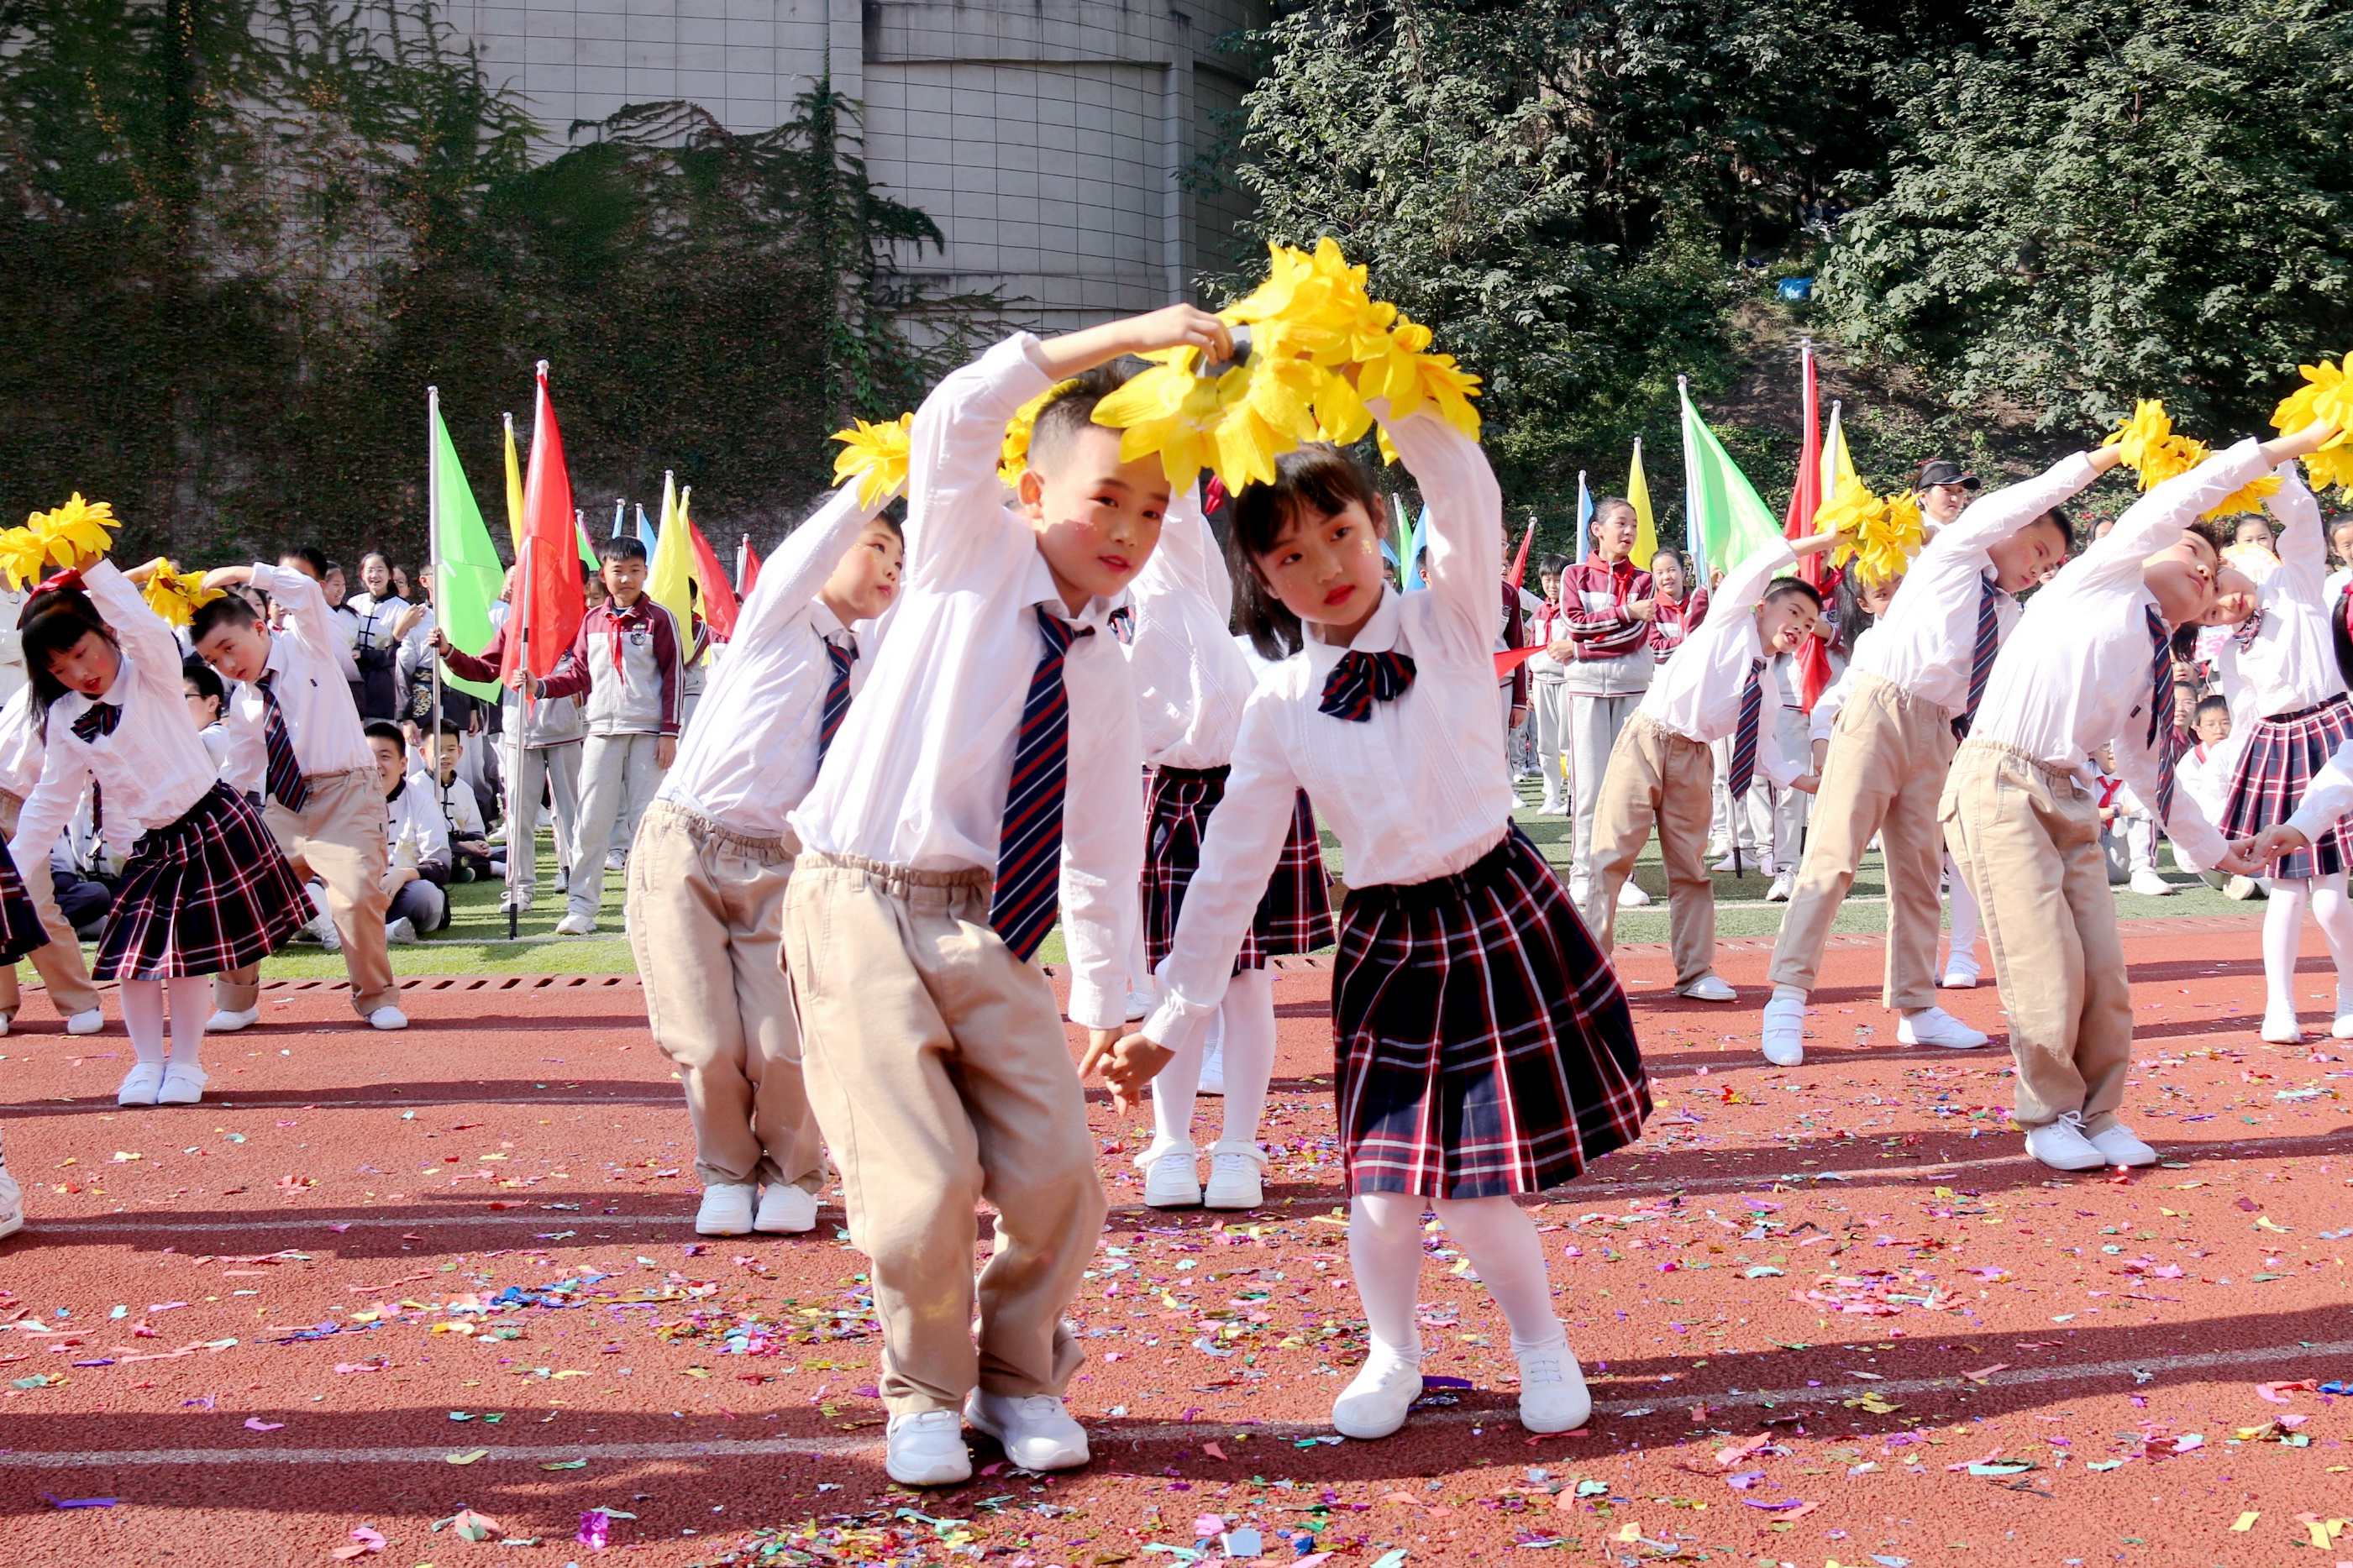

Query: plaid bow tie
left=1108, top=606, right=1135, bottom=645
left=1317, top=650, right=1416, bottom=721
left=70, top=701, right=121, bottom=745
left=2231, top=606, right=2265, bottom=651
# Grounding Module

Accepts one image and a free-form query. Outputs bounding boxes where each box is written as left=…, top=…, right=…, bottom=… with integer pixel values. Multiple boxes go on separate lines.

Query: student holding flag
left=1553, top=493, right=1656, bottom=909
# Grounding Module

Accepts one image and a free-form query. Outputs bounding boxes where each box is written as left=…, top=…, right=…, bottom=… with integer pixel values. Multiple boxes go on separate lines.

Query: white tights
left=120, top=977, right=212, bottom=1067
left=2262, top=872, right=2353, bottom=1015
left=1349, top=1192, right=1564, bottom=1363
left=1149, top=968, right=1275, bottom=1154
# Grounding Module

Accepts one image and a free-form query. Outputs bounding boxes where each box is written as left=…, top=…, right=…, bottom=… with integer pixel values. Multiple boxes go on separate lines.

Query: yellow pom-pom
left=829, top=413, right=915, bottom=511
left=2272, top=353, right=2353, bottom=496
left=0, top=528, right=50, bottom=590
left=0, top=493, right=120, bottom=586
left=1821, top=477, right=1923, bottom=587
left=140, top=560, right=224, bottom=629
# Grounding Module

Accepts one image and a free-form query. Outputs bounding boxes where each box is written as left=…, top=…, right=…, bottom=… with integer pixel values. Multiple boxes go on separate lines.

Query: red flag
left=1505, top=518, right=1537, bottom=592
left=1784, top=342, right=1832, bottom=710
left=502, top=361, right=587, bottom=682
left=738, top=534, right=761, bottom=598
left=688, top=521, right=740, bottom=642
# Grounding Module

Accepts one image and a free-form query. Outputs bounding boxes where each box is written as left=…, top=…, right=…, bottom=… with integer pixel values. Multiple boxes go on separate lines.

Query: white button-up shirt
left=2213, top=464, right=2344, bottom=725
left=225, top=564, right=376, bottom=780
left=1142, top=406, right=1512, bottom=1046
left=1124, top=492, right=1257, bottom=770
left=8, top=562, right=221, bottom=868
left=0, top=686, right=45, bottom=800
left=386, top=771, right=452, bottom=871
left=790, top=333, right=1142, bottom=1030
left=1857, top=452, right=2102, bottom=716
left=1972, top=438, right=2272, bottom=869
left=1636, top=538, right=1803, bottom=788
left=662, top=480, right=891, bottom=841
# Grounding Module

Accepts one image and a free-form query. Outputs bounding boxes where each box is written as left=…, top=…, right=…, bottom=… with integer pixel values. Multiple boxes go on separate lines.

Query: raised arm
left=734, top=482, right=899, bottom=653
left=82, top=560, right=186, bottom=711
left=1376, top=406, right=1504, bottom=664
left=246, top=563, right=343, bottom=669
left=2264, top=462, right=2324, bottom=588
left=1929, top=449, right=2117, bottom=563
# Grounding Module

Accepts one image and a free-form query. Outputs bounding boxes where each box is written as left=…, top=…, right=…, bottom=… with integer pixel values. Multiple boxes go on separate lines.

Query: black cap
left=1917, top=459, right=1980, bottom=491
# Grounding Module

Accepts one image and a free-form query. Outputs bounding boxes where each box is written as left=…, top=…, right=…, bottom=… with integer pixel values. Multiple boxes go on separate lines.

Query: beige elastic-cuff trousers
left=0, top=790, right=101, bottom=1021
left=625, top=802, right=826, bottom=1193
left=781, top=851, right=1106, bottom=1418
left=216, top=768, right=395, bottom=1018
left=1767, top=674, right=1955, bottom=1010
left=1940, top=738, right=2134, bottom=1130
left=1582, top=711, right=1717, bottom=988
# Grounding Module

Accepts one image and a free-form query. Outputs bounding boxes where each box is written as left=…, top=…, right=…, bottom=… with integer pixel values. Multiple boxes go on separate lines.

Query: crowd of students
left=0, top=302, right=2345, bottom=1492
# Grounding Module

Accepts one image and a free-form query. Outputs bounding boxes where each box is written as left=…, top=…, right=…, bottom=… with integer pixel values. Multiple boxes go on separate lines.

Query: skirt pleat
left=2220, top=695, right=2353, bottom=880
left=97, top=783, right=311, bottom=980
left=1144, top=765, right=1334, bottom=973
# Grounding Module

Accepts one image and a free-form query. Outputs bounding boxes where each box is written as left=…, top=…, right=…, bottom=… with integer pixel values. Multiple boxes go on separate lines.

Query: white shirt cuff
left=1064, top=976, right=1125, bottom=1033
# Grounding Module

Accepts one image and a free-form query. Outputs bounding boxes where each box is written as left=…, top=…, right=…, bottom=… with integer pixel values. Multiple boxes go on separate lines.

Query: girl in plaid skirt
left=1122, top=485, right=1334, bottom=1212
left=2209, top=463, right=2353, bottom=1043
left=8, top=558, right=308, bottom=1108
left=1093, top=409, right=1648, bottom=1444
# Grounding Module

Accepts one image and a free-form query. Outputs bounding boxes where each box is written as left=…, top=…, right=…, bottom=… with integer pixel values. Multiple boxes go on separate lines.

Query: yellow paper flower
left=2107, top=398, right=2283, bottom=517
left=829, top=413, right=914, bottom=511
left=1090, top=351, right=1229, bottom=493
left=140, top=560, right=223, bottom=628
left=1821, top=478, right=1924, bottom=587
left=1000, top=380, right=1083, bottom=488
left=2272, top=352, right=2353, bottom=493
left=0, top=528, right=51, bottom=590
left=0, top=492, right=121, bottom=586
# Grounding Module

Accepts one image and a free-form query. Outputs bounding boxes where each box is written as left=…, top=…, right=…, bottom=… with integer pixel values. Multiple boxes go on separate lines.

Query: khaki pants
left=1940, top=738, right=2133, bottom=1130
left=0, top=791, right=100, bottom=1022
left=1583, top=711, right=1716, bottom=988
left=626, top=803, right=825, bottom=1193
left=1767, top=674, right=1952, bottom=1009
left=781, top=851, right=1105, bottom=1418
left=217, top=768, right=395, bottom=1018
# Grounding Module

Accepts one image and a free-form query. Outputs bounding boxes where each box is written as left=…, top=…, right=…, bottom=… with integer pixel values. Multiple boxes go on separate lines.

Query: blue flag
left=1403, top=504, right=1432, bottom=590
left=1573, top=471, right=1593, bottom=563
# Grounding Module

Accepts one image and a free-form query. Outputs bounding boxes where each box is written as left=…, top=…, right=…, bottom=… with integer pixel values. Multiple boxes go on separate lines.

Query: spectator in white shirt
left=366, top=721, right=449, bottom=941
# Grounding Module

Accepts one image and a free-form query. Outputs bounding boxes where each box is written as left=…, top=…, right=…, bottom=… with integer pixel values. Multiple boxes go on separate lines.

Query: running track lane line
left=4, top=1337, right=2348, bottom=1468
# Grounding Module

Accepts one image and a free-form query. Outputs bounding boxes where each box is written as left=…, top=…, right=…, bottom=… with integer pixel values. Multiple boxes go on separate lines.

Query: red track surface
left=3, top=916, right=2351, bottom=1566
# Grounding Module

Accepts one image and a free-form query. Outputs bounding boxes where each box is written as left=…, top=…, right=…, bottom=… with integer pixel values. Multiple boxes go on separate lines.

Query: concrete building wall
left=444, top=0, right=1264, bottom=333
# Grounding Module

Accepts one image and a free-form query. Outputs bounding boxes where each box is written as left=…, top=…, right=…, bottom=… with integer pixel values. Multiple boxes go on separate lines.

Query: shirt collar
left=1305, top=585, right=1401, bottom=672
left=810, top=600, right=848, bottom=642
left=1019, top=550, right=1131, bottom=632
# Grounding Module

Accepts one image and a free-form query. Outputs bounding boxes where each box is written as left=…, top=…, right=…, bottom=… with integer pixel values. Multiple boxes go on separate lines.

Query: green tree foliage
left=1822, top=0, right=2353, bottom=438
left=0, top=0, right=986, bottom=564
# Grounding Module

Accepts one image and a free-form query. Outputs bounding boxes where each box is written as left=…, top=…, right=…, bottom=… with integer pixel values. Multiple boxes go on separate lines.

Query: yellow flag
left=1818, top=401, right=1860, bottom=522
left=646, top=469, right=698, bottom=648
left=1627, top=438, right=1657, bottom=569
left=502, top=412, right=527, bottom=559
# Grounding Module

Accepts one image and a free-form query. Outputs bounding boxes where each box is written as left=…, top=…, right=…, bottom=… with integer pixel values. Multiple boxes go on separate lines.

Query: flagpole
left=738, top=532, right=750, bottom=594
left=613, top=498, right=626, bottom=541
left=506, top=532, right=531, bottom=941
left=426, top=386, right=444, bottom=761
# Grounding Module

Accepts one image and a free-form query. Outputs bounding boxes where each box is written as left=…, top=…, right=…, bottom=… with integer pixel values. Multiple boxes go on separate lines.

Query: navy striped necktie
left=257, top=673, right=310, bottom=811
left=1725, top=656, right=1767, bottom=800
left=990, top=606, right=1095, bottom=962
left=2146, top=606, right=2184, bottom=820
left=1952, top=574, right=2002, bottom=740
left=817, top=635, right=857, bottom=763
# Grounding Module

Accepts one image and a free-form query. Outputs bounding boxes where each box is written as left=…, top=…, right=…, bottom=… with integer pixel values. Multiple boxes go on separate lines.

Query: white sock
left=2308, top=873, right=2353, bottom=1009
left=1349, top=1193, right=1427, bottom=1362
left=1431, top=1195, right=1566, bottom=1349
left=166, top=975, right=209, bottom=1065
left=1215, top=968, right=1276, bottom=1149
left=1148, top=1015, right=1205, bottom=1156
left=2265, top=877, right=2311, bottom=1015
left=120, top=979, right=165, bottom=1066
left=1772, top=983, right=1806, bottom=1006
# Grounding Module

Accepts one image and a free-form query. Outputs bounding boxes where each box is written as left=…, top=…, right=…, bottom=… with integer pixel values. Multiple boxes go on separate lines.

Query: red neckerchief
left=604, top=597, right=649, bottom=675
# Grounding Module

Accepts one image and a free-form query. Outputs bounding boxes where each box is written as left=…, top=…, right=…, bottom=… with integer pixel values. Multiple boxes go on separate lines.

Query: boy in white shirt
left=784, top=303, right=1226, bottom=1487
left=425, top=723, right=494, bottom=880
left=368, top=721, right=450, bottom=941
left=1583, top=530, right=1841, bottom=1001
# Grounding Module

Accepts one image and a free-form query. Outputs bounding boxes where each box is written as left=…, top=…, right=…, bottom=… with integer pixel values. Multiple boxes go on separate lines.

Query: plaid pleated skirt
left=0, top=842, right=50, bottom=965
left=1334, top=826, right=1649, bottom=1198
left=1145, top=765, right=1334, bottom=973
left=2220, top=695, right=2353, bottom=879
left=97, top=782, right=311, bottom=980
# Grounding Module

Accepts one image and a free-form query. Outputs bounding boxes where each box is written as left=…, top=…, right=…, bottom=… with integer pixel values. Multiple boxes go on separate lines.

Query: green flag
left=1678, top=381, right=1788, bottom=581
left=430, top=393, right=506, bottom=701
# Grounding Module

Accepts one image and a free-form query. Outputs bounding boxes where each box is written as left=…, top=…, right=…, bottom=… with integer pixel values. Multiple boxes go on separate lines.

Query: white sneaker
left=1202, top=1146, right=1264, bottom=1210
left=1513, top=1339, right=1591, bottom=1434
left=305, top=886, right=341, bottom=950
left=1939, top=958, right=1980, bottom=989
left=1142, top=1148, right=1201, bottom=1209
left=885, top=1409, right=972, bottom=1486
left=1331, top=1349, right=1422, bottom=1440
left=754, top=1183, right=818, bottom=1234
left=1124, top=989, right=1157, bottom=1022
left=386, top=916, right=418, bottom=945
left=1712, top=854, right=1741, bottom=873
left=1536, top=796, right=1564, bottom=816
left=965, top=1390, right=1090, bottom=1471
left=2224, top=874, right=2264, bottom=900
left=117, top=1062, right=164, bottom=1106
left=156, top=1062, right=207, bottom=1106
left=605, top=849, right=628, bottom=872
left=2025, top=1110, right=2107, bottom=1172
left=2334, top=983, right=2353, bottom=1039
left=368, top=1005, right=409, bottom=1031
left=1616, top=880, right=1652, bottom=908
left=2128, top=868, right=2173, bottom=897
left=695, top=1183, right=756, bottom=1236
left=65, top=1007, right=103, bottom=1036
left=1676, top=973, right=1736, bottom=1003
left=0, top=1162, right=21, bottom=1240
left=2261, top=1004, right=2304, bottom=1044
left=1765, top=870, right=1795, bottom=902
left=1898, top=1007, right=1988, bottom=1050
left=1761, top=991, right=1806, bottom=1067
left=206, top=1007, right=259, bottom=1034
left=553, top=912, right=597, bottom=936
left=2083, top=1116, right=2157, bottom=1167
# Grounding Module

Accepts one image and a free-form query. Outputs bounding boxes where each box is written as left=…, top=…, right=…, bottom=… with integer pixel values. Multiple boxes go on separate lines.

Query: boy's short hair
left=434, top=719, right=465, bottom=741
left=278, top=546, right=329, bottom=579
left=598, top=535, right=649, bottom=566
left=189, top=591, right=260, bottom=644
left=2030, top=507, right=2074, bottom=553
left=1537, top=553, right=1572, bottom=579
left=1761, top=577, right=1825, bottom=612
left=869, top=510, right=905, bottom=540
left=2182, top=518, right=2229, bottom=558
left=363, top=720, right=406, bottom=748
left=181, top=655, right=225, bottom=706
left=2194, top=694, right=2230, bottom=722
left=1027, top=360, right=1144, bottom=475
